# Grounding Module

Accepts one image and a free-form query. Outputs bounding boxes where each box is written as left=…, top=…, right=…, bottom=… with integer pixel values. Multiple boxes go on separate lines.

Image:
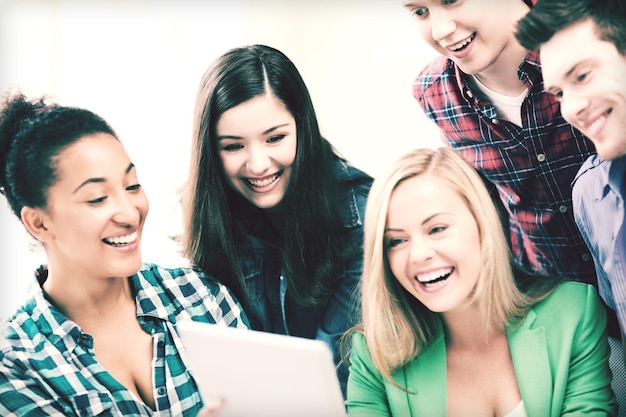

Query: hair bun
left=0, top=92, right=45, bottom=190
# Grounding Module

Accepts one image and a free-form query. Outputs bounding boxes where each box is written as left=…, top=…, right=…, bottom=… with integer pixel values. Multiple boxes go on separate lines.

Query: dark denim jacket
left=234, top=159, right=372, bottom=395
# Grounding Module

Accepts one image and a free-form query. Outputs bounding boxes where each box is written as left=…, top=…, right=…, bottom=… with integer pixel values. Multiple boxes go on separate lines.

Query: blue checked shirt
left=0, top=263, right=249, bottom=416
left=573, top=155, right=626, bottom=338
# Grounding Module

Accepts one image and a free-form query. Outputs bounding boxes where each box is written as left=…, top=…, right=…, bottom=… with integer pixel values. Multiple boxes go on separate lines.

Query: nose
left=112, top=193, right=142, bottom=226
left=408, top=237, right=434, bottom=265
left=246, top=144, right=271, bottom=175
left=430, top=9, right=456, bottom=43
left=559, top=90, right=590, bottom=126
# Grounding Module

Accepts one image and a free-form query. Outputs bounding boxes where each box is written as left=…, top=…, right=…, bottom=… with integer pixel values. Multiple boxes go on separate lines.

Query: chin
left=254, top=198, right=283, bottom=211
left=118, top=257, right=143, bottom=277
left=597, top=145, right=624, bottom=162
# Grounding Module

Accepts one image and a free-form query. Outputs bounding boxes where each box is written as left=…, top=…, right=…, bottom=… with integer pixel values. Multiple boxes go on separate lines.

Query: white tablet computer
left=176, top=320, right=347, bottom=417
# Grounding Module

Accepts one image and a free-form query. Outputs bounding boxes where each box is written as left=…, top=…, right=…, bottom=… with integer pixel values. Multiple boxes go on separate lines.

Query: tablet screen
left=176, top=320, right=347, bottom=417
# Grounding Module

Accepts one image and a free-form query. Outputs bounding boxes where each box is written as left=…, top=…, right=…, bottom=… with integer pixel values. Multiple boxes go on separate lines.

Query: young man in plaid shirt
left=400, top=0, right=597, bottom=285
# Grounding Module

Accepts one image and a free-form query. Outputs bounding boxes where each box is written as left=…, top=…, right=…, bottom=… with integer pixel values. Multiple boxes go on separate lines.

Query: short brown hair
left=516, top=0, right=626, bottom=53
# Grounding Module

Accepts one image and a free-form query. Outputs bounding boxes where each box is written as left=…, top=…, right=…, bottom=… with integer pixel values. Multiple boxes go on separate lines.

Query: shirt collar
left=577, top=155, right=626, bottom=201
left=22, top=266, right=85, bottom=354
left=608, top=156, right=626, bottom=197
left=455, top=51, right=541, bottom=105
left=131, top=267, right=176, bottom=321
left=22, top=266, right=170, bottom=355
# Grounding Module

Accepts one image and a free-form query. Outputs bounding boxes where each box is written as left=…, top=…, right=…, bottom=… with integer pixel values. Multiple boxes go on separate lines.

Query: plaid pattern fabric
left=0, top=263, right=248, bottom=416
left=413, top=52, right=597, bottom=284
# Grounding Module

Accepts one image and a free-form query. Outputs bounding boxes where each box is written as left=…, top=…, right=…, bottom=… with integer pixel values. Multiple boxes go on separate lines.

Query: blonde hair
left=354, top=147, right=561, bottom=382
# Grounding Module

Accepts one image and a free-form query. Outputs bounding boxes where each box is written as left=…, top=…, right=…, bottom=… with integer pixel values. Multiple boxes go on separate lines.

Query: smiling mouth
left=245, top=172, right=281, bottom=188
left=415, top=267, right=455, bottom=288
left=585, top=109, right=611, bottom=133
left=103, top=231, right=137, bottom=246
left=449, top=33, right=476, bottom=52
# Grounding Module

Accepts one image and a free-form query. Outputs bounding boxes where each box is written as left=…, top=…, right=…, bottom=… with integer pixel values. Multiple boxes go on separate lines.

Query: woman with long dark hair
left=182, top=44, right=372, bottom=394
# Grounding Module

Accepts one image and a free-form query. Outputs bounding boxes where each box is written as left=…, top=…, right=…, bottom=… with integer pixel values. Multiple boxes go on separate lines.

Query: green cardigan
left=346, top=282, right=617, bottom=416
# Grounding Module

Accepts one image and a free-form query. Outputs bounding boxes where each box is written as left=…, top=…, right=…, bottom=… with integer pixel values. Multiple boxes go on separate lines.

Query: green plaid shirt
left=0, top=263, right=249, bottom=416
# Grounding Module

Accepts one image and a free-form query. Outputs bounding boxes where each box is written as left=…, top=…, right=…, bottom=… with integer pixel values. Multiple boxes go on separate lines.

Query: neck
left=42, top=266, right=134, bottom=326
left=442, top=304, right=504, bottom=349
left=265, top=205, right=285, bottom=226
left=473, top=44, right=529, bottom=97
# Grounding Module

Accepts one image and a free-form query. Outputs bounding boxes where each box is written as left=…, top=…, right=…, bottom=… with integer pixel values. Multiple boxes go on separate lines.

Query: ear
left=21, top=206, right=52, bottom=242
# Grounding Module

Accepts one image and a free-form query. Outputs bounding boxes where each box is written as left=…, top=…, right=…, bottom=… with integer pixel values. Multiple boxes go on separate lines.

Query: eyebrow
left=384, top=213, right=446, bottom=232
left=401, top=0, right=421, bottom=8
left=217, top=123, right=291, bottom=141
left=558, top=64, right=578, bottom=85
left=72, top=162, right=135, bottom=194
left=546, top=59, right=584, bottom=92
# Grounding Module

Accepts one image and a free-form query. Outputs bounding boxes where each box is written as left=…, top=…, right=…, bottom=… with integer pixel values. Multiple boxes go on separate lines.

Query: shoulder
left=412, top=56, right=456, bottom=99
left=571, top=156, right=613, bottom=225
left=0, top=309, right=32, bottom=354
left=572, top=155, right=606, bottom=189
left=351, top=331, right=368, bottom=352
left=137, top=262, right=218, bottom=287
left=332, top=159, right=373, bottom=229
left=346, top=332, right=378, bottom=374
left=0, top=293, right=58, bottom=355
left=135, top=262, right=203, bottom=293
left=134, top=263, right=246, bottom=324
left=511, top=282, right=606, bottom=359
left=136, top=262, right=239, bottom=300
left=0, top=300, right=68, bottom=378
left=532, top=282, right=603, bottom=327
left=333, top=159, right=373, bottom=195
left=545, top=281, right=597, bottom=302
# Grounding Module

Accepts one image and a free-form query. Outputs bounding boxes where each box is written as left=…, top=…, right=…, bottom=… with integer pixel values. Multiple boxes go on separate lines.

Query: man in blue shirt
left=516, top=0, right=626, bottom=409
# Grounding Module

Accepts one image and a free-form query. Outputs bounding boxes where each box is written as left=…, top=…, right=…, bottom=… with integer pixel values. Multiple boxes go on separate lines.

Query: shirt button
left=491, top=118, right=500, bottom=125
left=537, top=153, right=546, bottom=162
left=157, top=387, right=166, bottom=396
left=79, top=333, right=93, bottom=347
left=466, top=89, right=474, bottom=99
left=157, top=341, right=165, bottom=349
left=558, top=205, right=568, bottom=213
left=582, top=253, right=592, bottom=262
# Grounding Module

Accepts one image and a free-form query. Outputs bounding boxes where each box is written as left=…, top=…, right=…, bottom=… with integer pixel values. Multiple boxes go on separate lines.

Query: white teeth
left=587, top=114, right=607, bottom=133
left=450, top=34, right=474, bottom=51
left=104, top=231, right=137, bottom=245
left=416, top=267, right=454, bottom=284
left=247, top=173, right=279, bottom=188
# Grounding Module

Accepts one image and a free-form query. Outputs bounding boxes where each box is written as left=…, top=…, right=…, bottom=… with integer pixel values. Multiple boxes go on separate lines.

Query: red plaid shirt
left=413, top=52, right=597, bottom=284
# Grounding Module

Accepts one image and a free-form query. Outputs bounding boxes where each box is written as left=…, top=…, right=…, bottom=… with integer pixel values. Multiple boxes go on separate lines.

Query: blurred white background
left=0, top=0, right=442, bottom=318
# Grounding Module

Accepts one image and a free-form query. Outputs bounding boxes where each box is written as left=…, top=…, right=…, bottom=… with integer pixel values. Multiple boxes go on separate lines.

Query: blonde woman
left=345, top=147, right=616, bottom=416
